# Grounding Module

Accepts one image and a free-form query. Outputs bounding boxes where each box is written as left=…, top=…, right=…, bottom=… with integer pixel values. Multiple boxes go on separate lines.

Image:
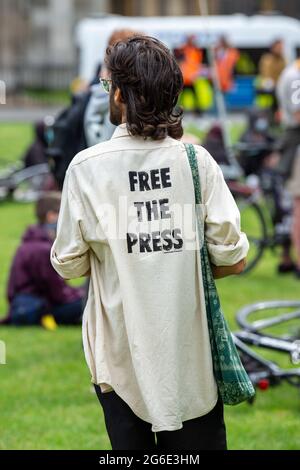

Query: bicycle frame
left=234, top=299, right=300, bottom=397
left=233, top=334, right=300, bottom=395
left=235, top=330, right=300, bottom=365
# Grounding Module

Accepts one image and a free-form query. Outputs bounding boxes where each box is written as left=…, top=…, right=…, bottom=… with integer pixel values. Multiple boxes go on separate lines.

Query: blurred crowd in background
left=1, top=1, right=300, bottom=329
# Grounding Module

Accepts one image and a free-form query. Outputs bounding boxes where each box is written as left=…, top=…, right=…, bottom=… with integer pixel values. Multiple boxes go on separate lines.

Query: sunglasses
left=99, top=78, right=112, bottom=93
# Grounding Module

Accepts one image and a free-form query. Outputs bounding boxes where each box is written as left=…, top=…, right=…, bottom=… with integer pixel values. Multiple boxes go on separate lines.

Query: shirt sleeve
left=51, top=167, right=90, bottom=279
left=199, top=147, right=249, bottom=266
left=39, top=246, right=81, bottom=305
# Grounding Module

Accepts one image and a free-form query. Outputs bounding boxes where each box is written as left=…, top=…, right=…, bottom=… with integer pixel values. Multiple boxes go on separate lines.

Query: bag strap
left=184, top=143, right=256, bottom=405
left=184, top=143, right=205, bottom=249
left=184, top=143, right=202, bottom=205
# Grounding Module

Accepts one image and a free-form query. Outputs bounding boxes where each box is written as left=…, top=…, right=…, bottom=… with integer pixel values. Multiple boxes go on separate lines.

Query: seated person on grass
left=4, top=192, right=84, bottom=326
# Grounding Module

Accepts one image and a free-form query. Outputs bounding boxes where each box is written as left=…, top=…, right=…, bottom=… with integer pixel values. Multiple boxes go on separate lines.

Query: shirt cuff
left=51, top=249, right=90, bottom=279
left=206, top=232, right=249, bottom=266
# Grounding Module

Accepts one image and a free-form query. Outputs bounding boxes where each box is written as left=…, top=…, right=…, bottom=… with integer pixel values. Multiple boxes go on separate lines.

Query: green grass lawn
left=24, top=88, right=71, bottom=106
left=0, top=123, right=33, bottom=168
left=0, top=123, right=300, bottom=450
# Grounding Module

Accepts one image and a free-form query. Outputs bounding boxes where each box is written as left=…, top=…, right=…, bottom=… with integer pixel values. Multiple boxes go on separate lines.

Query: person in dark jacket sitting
left=5, top=192, right=84, bottom=326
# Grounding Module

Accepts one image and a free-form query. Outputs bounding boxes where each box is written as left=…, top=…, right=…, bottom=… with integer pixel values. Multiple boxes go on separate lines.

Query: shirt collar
left=111, top=123, right=130, bottom=139
left=110, top=123, right=176, bottom=146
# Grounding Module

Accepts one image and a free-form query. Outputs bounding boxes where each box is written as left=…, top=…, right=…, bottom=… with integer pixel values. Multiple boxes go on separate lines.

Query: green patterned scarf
left=184, top=143, right=255, bottom=405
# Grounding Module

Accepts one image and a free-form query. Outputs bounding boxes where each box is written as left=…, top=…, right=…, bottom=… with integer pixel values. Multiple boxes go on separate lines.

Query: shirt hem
left=151, top=395, right=219, bottom=433
left=93, top=376, right=219, bottom=433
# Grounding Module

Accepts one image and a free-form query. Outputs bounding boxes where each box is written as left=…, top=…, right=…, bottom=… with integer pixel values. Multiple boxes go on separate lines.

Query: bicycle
left=233, top=300, right=300, bottom=400
left=236, top=299, right=300, bottom=343
left=220, top=142, right=292, bottom=274
left=0, top=163, right=51, bottom=202
left=234, top=333, right=300, bottom=400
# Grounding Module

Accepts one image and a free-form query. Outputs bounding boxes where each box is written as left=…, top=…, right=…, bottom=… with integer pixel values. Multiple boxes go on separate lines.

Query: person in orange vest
left=214, top=36, right=239, bottom=93
left=178, top=35, right=203, bottom=111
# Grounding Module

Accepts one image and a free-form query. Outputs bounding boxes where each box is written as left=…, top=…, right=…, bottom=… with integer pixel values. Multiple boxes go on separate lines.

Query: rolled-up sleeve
left=200, top=148, right=249, bottom=266
left=51, top=168, right=90, bottom=279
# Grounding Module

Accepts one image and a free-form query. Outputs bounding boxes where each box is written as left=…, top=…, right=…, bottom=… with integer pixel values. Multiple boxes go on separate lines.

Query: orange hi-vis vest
left=216, top=48, right=239, bottom=93
left=181, top=45, right=203, bottom=86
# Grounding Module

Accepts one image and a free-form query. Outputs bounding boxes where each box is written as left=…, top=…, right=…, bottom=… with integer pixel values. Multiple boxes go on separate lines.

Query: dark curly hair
left=105, top=36, right=184, bottom=140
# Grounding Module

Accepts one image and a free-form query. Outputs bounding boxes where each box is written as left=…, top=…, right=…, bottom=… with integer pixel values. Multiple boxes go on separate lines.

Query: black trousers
left=94, top=385, right=227, bottom=451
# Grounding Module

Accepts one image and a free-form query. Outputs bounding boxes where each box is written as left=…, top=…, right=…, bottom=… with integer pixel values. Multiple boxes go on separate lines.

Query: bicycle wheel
left=234, top=194, right=267, bottom=273
left=11, top=164, right=51, bottom=202
left=236, top=300, right=300, bottom=342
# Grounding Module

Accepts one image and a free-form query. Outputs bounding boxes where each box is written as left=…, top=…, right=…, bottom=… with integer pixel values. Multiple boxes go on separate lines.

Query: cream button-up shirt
left=51, top=124, right=249, bottom=432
